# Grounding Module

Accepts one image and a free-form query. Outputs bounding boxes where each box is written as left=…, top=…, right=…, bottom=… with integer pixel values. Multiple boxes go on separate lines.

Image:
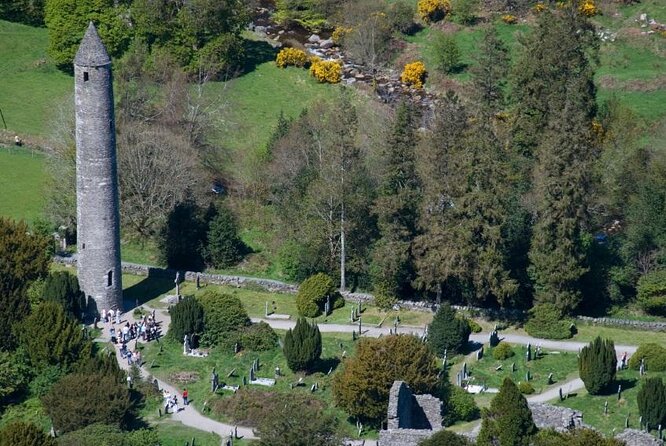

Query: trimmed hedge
left=524, top=304, right=574, bottom=340
left=628, top=343, right=666, bottom=372
left=492, top=343, right=515, bottom=360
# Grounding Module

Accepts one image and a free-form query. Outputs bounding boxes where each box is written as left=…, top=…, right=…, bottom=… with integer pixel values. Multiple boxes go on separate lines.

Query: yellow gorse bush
left=310, top=60, right=342, bottom=83
left=578, top=0, right=599, bottom=16
left=533, top=2, right=547, bottom=12
left=400, top=61, right=427, bottom=89
left=417, top=0, right=450, bottom=23
left=332, top=26, right=352, bottom=45
left=276, top=48, right=310, bottom=68
left=501, top=14, right=517, bottom=24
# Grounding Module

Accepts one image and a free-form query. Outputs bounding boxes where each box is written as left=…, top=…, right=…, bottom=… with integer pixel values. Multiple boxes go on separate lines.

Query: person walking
left=183, top=388, right=188, bottom=406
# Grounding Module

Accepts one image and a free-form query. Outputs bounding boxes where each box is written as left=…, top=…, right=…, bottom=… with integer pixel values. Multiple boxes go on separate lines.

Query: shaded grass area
left=0, top=20, right=71, bottom=138
left=0, top=396, right=50, bottom=431
left=0, top=146, right=46, bottom=223
left=465, top=344, right=579, bottom=391
left=140, top=330, right=371, bottom=439
left=556, top=369, right=666, bottom=436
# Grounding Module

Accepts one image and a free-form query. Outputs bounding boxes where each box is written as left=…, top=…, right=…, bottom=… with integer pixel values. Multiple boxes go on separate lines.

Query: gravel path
left=526, top=378, right=585, bottom=403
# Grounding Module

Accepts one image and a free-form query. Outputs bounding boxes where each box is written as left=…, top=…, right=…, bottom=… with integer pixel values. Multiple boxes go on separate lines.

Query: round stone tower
left=74, top=22, right=123, bottom=315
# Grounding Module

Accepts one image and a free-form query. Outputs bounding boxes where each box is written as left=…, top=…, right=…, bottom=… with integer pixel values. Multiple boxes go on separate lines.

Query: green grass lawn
left=0, top=146, right=46, bottom=223
left=465, top=344, right=579, bottom=392
left=0, top=20, right=71, bottom=139
left=556, top=369, right=666, bottom=437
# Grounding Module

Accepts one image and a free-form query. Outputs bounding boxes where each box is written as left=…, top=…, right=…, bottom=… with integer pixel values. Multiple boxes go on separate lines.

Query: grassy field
left=465, top=344, right=579, bottom=391
left=0, top=146, right=46, bottom=223
left=0, top=20, right=71, bottom=139
left=557, top=369, right=666, bottom=437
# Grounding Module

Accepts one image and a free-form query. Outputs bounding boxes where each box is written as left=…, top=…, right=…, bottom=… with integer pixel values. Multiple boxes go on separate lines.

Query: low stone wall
left=615, top=429, right=664, bottom=446
left=576, top=316, right=666, bottom=332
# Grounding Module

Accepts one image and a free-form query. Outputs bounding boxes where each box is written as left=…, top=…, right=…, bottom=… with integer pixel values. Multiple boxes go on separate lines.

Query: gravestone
left=618, top=384, right=622, bottom=400
left=476, top=348, right=483, bottom=361
left=604, top=401, right=608, bottom=415
left=526, top=343, right=532, bottom=362
left=548, top=373, right=554, bottom=385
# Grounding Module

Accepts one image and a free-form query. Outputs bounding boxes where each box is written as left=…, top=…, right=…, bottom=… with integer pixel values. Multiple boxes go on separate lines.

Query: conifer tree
left=470, top=25, right=509, bottom=116
left=637, top=377, right=666, bottom=430
left=578, top=337, right=617, bottom=395
left=169, top=295, right=205, bottom=344
left=477, top=378, right=537, bottom=446
left=370, top=102, right=420, bottom=299
left=42, top=271, right=86, bottom=319
left=0, top=421, right=57, bottom=446
left=427, top=304, right=471, bottom=355
left=204, top=205, right=245, bottom=268
left=283, top=318, right=322, bottom=372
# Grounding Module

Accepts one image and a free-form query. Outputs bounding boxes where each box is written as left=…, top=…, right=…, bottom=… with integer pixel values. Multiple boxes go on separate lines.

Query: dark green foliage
left=451, top=0, right=479, bottom=25
left=446, top=386, right=480, bottom=423
left=533, top=428, right=625, bottom=446
left=0, top=421, right=56, bottom=446
left=524, top=304, right=574, bottom=340
left=204, top=205, right=246, bottom=268
left=198, top=290, right=250, bottom=347
left=44, top=0, right=132, bottom=72
left=388, top=0, right=416, bottom=34
left=332, top=335, right=440, bottom=424
left=628, top=343, right=666, bottom=372
left=274, top=0, right=328, bottom=31
left=637, top=270, right=666, bottom=316
left=75, top=351, right=125, bottom=384
left=42, top=271, right=86, bottom=320
left=517, top=381, right=535, bottom=395
left=0, top=218, right=50, bottom=351
left=477, top=378, right=537, bottom=446
left=578, top=337, right=617, bottom=395
left=637, top=377, right=666, bottom=429
left=468, top=319, right=482, bottom=333
left=17, top=301, right=92, bottom=371
left=28, top=365, right=65, bottom=397
left=492, top=343, right=514, bottom=360
left=0, top=350, right=31, bottom=401
left=0, top=0, right=45, bottom=25
left=266, top=111, right=293, bottom=155
left=283, top=318, right=322, bottom=372
left=419, top=429, right=472, bottom=446
left=158, top=198, right=207, bottom=271
left=168, top=295, right=205, bottom=344
left=470, top=26, right=509, bottom=115
left=56, top=423, right=159, bottom=446
left=433, top=33, right=462, bottom=74
left=239, top=322, right=278, bottom=351
left=42, top=372, right=134, bottom=433
left=427, top=304, right=471, bottom=355
left=370, top=102, right=420, bottom=300
left=296, top=273, right=342, bottom=318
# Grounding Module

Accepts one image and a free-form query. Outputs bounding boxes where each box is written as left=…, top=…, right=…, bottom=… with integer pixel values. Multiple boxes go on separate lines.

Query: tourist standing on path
left=183, top=388, right=188, bottom=406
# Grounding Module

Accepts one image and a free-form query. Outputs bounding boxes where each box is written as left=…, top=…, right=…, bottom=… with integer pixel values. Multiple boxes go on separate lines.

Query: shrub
left=468, top=319, right=482, bottom=333
left=400, top=61, right=427, bottom=88
left=0, top=421, right=57, bottom=446
left=42, top=372, right=133, bottom=433
left=204, top=206, right=246, bottom=268
left=533, top=2, right=547, bottom=12
left=492, top=343, right=515, bottom=360
left=417, top=0, right=450, bottom=22
left=42, top=271, right=86, bottom=319
left=388, top=0, right=417, bottom=34
left=310, top=60, right=342, bottom=83
left=168, top=295, right=204, bottom=345
left=333, top=335, right=440, bottom=424
left=501, top=14, right=517, bottom=24
left=477, top=378, right=537, bottom=446
left=637, top=270, right=666, bottom=316
left=628, top=343, right=666, bottom=372
left=451, top=0, right=479, bottom=25
left=28, top=365, right=65, bottom=397
left=283, top=318, right=322, bottom=372
left=56, top=424, right=127, bottom=446
left=0, top=351, right=30, bottom=400
left=239, top=322, right=278, bottom=351
left=428, top=304, right=471, bottom=355
left=432, top=33, right=462, bottom=74
left=578, top=0, right=599, bottom=16
left=518, top=381, right=535, bottom=395
left=198, top=290, right=250, bottom=347
left=374, top=291, right=398, bottom=311
left=276, top=47, right=310, bottom=68
left=420, top=429, right=472, bottom=446
left=578, top=337, right=617, bottom=395
left=637, top=377, right=666, bottom=429
left=332, top=26, right=352, bottom=45
left=296, top=273, right=341, bottom=318
left=524, top=303, right=574, bottom=340
left=447, top=386, right=480, bottom=422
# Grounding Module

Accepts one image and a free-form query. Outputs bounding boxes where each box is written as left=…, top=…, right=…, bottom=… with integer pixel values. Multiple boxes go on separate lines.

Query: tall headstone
left=75, top=22, right=122, bottom=316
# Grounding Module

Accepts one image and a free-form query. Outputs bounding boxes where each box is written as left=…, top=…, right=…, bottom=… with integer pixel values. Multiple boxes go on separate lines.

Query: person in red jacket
left=183, top=388, right=188, bottom=406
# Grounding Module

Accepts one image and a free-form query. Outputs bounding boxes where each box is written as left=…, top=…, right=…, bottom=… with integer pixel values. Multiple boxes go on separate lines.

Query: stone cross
left=618, top=384, right=622, bottom=400
left=175, top=272, right=180, bottom=296
left=604, top=401, right=608, bottom=415
left=265, top=301, right=269, bottom=317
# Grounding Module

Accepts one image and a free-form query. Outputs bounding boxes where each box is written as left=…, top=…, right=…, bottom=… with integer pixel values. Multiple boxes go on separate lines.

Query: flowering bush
left=578, top=0, right=599, bottom=16
left=276, top=48, right=310, bottom=68
left=501, top=14, right=517, bottom=24
left=332, top=26, right=352, bottom=45
left=533, top=2, right=547, bottom=12
left=400, top=61, right=427, bottom=88
left=417, top=0, right=450, bottom=23
left=310, top=60, right=342, bottom=83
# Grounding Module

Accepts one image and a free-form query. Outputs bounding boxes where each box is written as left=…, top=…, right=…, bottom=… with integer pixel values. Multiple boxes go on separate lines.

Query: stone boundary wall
left=54, top=256, right=666, bottom=332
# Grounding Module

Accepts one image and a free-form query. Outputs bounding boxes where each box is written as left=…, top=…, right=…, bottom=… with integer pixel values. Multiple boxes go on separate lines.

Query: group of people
left=120, top=343, right=142, bottom=366
left=103, top=309, right=161, bottom=344
left=163, top=388, right=188, bottom=414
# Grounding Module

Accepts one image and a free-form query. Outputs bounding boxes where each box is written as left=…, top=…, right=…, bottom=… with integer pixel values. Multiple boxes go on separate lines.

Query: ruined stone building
left=74, top=22, right=123, bottom=315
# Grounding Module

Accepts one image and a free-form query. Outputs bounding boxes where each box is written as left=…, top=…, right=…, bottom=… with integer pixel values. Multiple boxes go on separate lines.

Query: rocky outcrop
left=616, top=429, right=664, bottom=446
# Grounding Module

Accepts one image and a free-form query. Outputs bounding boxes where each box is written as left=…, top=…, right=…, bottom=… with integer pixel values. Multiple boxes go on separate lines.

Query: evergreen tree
left=477, top=377, right=537, bottom=446
left=158, top=198, right=207, bottom=271
left=427, top=304, right=471, bottom=355
left=0, top=218, right=50, bottom=351
left=578, top=337, right=617, bottom=395
left=204, top=205, right=245, bottom=268
left=470, top=25, right=509, bottom=115
left=266, top=110, right=293, bottom=156
left=18, top=301, right=92, bottom=371
left=42, top=271, right=86, bottom=319
left=296, top=273, right=341, bottom=318
left=169, top=295, right=205, bottom=344
left=0, top=421, right=57, bottom=446
left=419, top=429, right=471, bottom=446
left=283, top=318, right=322, bottom=372
left=370, top=102, right=420, bottom=299
left=637, top=377, right=666, bottom=430
left=198, top=290, right=250, bottom=347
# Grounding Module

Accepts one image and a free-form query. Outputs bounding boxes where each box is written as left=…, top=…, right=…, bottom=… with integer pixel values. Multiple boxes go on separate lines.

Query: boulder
left=320, top=39, right=334, bottom=49
left=308, top=34, right=321, bottom=43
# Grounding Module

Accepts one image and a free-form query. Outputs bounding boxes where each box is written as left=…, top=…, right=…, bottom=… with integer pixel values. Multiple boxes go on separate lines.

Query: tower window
left=82, top=243, right=85, bottom=250
left=107, top=270, right=113, bottom=287
left=83, top=72, right=89, bottom=82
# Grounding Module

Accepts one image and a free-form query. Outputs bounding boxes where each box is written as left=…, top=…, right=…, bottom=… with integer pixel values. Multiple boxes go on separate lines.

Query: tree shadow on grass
left=123, top=273, right=175, bottom=309
left=311, top=357, right=341, bottom=375
left=462, top=340, right=484, bottom=355
left=240, top=39, right=279, bottom=75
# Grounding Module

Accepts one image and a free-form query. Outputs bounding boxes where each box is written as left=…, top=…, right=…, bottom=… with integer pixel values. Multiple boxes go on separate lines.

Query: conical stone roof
left=74, top=22, right=111, bottom=67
